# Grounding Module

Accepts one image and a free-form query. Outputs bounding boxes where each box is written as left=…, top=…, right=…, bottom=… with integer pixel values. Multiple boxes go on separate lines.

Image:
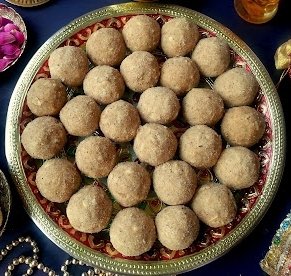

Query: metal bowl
left=0, top=3, right=27, bottom=72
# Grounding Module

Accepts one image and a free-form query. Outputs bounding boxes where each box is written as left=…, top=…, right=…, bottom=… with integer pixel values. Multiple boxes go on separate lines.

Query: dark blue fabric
left=0, top=0, right=290, bottom=275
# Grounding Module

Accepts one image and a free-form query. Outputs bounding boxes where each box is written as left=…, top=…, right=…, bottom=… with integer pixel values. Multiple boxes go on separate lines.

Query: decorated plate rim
left=4, top=0, right=50, bottom=8
left=5, top=2, right=286, bottom=275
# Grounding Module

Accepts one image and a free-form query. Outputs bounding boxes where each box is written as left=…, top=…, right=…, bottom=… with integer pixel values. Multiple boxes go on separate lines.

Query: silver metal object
left=0, top=170, right=11, bottom=238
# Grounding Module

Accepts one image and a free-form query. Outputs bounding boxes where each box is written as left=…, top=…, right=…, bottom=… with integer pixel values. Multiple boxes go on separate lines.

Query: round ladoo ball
left=21, top=116, right=67, bottom=160
left=107, top=162, right=151, bottom=207
left=60, top=95, right=101, bottom=137
left=66, top=184, right=112, bottom=233
left=214, top=146, right=260, bottom=190
left=75, top=136, right=117, bottom=178
left=192, top=37, right=230, bottom=77
left=133, top=123, right=178, bottom=166
left=153, top=160, right=197, bottom=205
left=221, top=106, right=265, bottom=147
left=99, top=100, right=141, bottom=142
left=160, top=57, right=200, bottom=96
left=182, top=88, right=224, bottom=126
left=122, top=15, right=161, bottom=52
left=161, top=18, right=199, bottom=57
left=109, top=207, right=156, bottom=256
left=27, top=78, right=67, bottom=117
left=48, top=46, right=89, bottom=87
left=191, top=183, right=237, bottom=228
left=86, top=27, right=126, bottom=66
left=83, top=65, right=125, bottom=105
left=155, top=205, right=200, bottom=250
left=213, top=67, right=259, bottom=107
left=120, top=51, right=160, bottom=93
left=137, top=86, right=180, bottom=125
left=35, top=159, right=81, bottom=203
left=179, top=125, right=222, bottom=168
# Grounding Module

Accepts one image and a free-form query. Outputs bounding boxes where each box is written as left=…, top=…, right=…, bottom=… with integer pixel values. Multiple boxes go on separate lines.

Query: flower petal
left=0, top=16, right=13, bottom=27
left=0, top=58, right=13, bottom=72
left=10, top=30, right=25, bottom=45
left=0, top=32, right=16, bottom=45
left=4, top=23, right=19, bottom=32
left=3, top=48, right=21, bottom=60
left=1, top=43, right=20, bottom=56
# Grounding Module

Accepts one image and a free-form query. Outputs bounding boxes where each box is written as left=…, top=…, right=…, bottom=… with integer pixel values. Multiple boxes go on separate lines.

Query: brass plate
left=5, top=3, right=286, bottom=275
left=5, top=0, right=50, bottom=8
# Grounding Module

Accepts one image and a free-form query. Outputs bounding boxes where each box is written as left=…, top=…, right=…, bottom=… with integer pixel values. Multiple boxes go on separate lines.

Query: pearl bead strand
left=1, top=236, right=116, bottom=276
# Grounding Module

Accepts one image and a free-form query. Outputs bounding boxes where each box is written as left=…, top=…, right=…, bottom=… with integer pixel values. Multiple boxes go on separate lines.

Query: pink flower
left=10, top=29, right=25, bottom=45
left=0, top=32, right=16, bottom=45
left=0, top=58, right=13, bottom=72
left=4, top=23, right=19, bottom=32
left=0, top=16, right=13, bottom=27
left=0, top=15, right=25, bottom=71
left=1, top=43, right=20, bottom=56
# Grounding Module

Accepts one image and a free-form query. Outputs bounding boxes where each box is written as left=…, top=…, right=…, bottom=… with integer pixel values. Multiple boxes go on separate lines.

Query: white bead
left=32, top=260, right=38, bottom=266
left=18, top=256, right=25, bottom=263
left=6, top=244, right=13, bottom=250
left=72, top=258, right=78, bottom=264
left=78, top=260, right=84, bottom=265
left=63, top=272, right=70, bottom=276
left=1, top=249, right=7, bottom=255
left=30, top=241, right=37, bottom=247
left=33, top=247, right=39, bottom=253
left=37, top=263, right=44, bottom=270
left=25, top=237, right=31, bottom=242
left=12, top=240, right=19, bottom=246
left=18, top=237, right=25, bottom=242
left=61, top=265, right=67, bottom=272
left=12, top=258, right=19, bottom=265
left=43, top=267, right=49, bottom=273
left=29, top=260, right=38, bottom=268
left=81, top=273, right=88, bottom=276
left=33, top=254, right=38, bottom=260
left=48, top=271, right=55, bottom=276
left=4, top=271, right=11, bottom=276
left=25, top=257, right=32, bottom=264
left=7, top=264, right=14, bottom=271
left=65, top=259, right=71, bottom=265
left=0, top=255, right=3, bottom=261
left=26, top=268, right=33, bottom=275
left=87, top=270, right=94, bottom=276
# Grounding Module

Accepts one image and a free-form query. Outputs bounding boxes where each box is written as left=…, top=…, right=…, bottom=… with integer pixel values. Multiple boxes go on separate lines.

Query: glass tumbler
left=234, top=0, right=280, bottom=24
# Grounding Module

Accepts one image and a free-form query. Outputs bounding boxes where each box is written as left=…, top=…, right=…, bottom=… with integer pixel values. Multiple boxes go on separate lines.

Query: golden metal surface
left=5, top=0, right=50, bottom=8
left=5, top=2, right=286, bottom=275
